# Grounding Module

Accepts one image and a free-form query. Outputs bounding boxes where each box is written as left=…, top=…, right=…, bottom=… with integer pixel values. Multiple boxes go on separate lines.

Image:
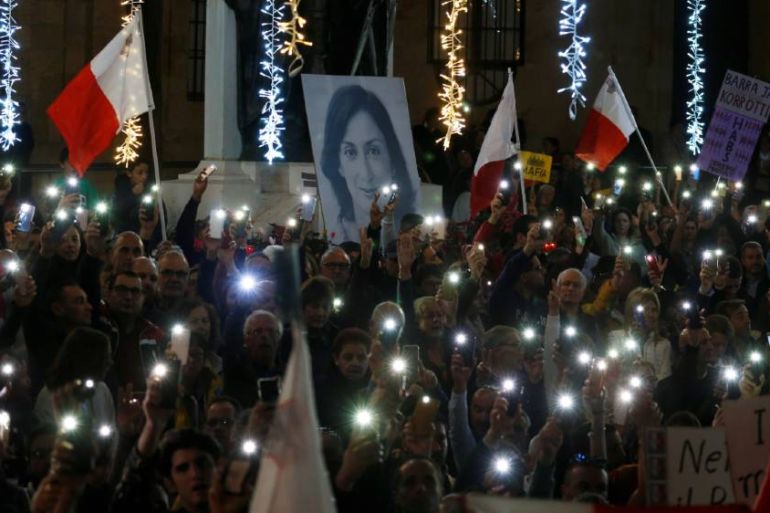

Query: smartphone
left=139, top=339, right=160, bottom=377
left=169, top=326, right=191, bottom=365
left=140, top=194, right=156, bottom=222
left=379, top=321, right=400, bottom=354
left=224, top=460, right=254, bottom=495
left=502, top=383, right=522, bottom=416
left=209, top=209, right=227, bottom=240
left=199, top=164, right=217, bottom=181
left=258, top=376, right=281, bottom=405
left=411, top=396, right=439, bottom=435
left=51, top=212, right=75, bottom=242
left=683, top=300, right=703, bottom=330
left=157, top=360, right=181, bottom=410
left=402, top=345, right=420, bottom=382
left=453, top=333, right=475, bottom=366
left=75, top=208, right=89, bottom=229
left=572, top=216, right=587, bottom=246
left=15, top=204, right=35, bottom=233
left=499, top=173, right=513, bottom=205
left=301, top=196, right=317, bottom=222
left=645, top=254, right=660, bottom=275
left=94, top=203, right=110, bottom=236
left=60, top=414, right=95, bottom=474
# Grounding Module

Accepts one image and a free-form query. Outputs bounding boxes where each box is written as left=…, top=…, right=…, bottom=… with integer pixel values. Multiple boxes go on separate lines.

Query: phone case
left=170, top=328, right=191, bottom=365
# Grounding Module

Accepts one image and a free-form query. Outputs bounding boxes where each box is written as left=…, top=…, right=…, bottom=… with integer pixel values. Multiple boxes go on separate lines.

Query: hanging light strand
left=437, top=0, right=468, bottom=151
left=685, top=0, right=706, bottom=155
left=557, top=0, right=590, bottom=120
left=115, top=0, right=145, bottom=167
left=258, top=0, right=286, bottom=164
left=278, top=0, right=312, bottom=77
left=0, top=0, right=20, bottom=150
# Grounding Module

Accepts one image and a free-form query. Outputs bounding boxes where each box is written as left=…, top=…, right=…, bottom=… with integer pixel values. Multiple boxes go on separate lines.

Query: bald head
left=112, top=232, right=144, bottom=273
left=132, top=256, right=158, bottom=301
left=556, top=268, right=587, bottom=307
left=320, top=247, right=351, bottom=288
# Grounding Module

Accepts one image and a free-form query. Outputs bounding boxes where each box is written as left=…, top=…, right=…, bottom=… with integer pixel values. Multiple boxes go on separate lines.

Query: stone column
left=204, top=0, right=242, bottom=159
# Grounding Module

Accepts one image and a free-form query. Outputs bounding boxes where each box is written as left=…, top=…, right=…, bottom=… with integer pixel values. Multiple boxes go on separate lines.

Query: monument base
left=161, top=160, right=317, bottom=233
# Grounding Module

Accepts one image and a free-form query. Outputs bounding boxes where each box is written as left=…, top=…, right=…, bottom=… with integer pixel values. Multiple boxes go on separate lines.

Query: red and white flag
left=470, top=74, right=518, bottom=217
left=47, top=14, right=154, bottom=176
left=249, top=328, right=337, bottom=513
left=575, top=72, right=635, bottom=171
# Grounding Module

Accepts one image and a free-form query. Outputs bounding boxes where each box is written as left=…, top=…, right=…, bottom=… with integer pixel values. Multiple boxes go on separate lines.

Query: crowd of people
left=0, top=125, right=769, bottom=513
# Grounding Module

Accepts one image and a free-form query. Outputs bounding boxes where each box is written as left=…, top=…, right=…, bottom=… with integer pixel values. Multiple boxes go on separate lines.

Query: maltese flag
left=47, top=14, right=154, bottom=176
left=470, top=73, right=518, bottom=217
left=575, top=72, right=635, bottom=171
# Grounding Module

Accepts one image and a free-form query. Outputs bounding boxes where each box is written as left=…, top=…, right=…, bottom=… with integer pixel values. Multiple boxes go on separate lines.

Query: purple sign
left=697, top=70, right=770, bottom=181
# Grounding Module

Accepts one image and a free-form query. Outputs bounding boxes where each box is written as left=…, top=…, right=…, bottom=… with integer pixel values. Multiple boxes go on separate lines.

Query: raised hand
left=449, top=352, right=471, bottom=394
left=488, top=193, right=505, bottom=225
left=397, top=234, right=417, bottom=280
left=369, top=192, right=384, bottom=229
left=13, top=273, right=37, bottom=308
left=547, top=279, right=560, bottom=316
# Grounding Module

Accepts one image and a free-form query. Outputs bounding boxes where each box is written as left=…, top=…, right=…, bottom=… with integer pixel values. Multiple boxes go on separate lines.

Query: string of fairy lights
left=0, top=0, right=20, bottom=150
left=685, top=0, right=706, bottom=156
left=278, top=0, right=312, bottom=78
left=258, top=0, right=286, bottom=165
left=437, top=0, right=468, bottom=151
left=115, top=0, right=144, bottom=167
left=557, top=0, right=590, bottom=120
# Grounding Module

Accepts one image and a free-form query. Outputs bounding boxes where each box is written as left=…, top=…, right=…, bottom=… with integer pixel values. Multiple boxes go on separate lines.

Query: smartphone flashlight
left=287, top=218, right=298, bottom=228
left=682, top=190, right=692, bottom=199
left=522, top=327, right=536, bottom=342
left=152, top=363, right=168, bottom=379
left=501, top=378, right=515, bottom=392
left=595, top=359, right=608, bottom=371
left=354, top=408, right=374, bottom=428
left=383, top=318, right=398, bottom=332
left=607, top=349, right=620, bottom=360
left=629, top=375, right=643, bottom=389
left=618, top=389, right=633, bottom=404
left=557, top=393, right=575, bottom=410
left=60, top=414, right=78, bottom=433
left=233, top=210, right=246, bottom=222
left=45, top=186, right=60, bottom=199
left=142, top=194, right=153, bottom=205
left=448, top=271, right=460, bottom=285
left=67, top=177, right=78, bottom=188
left=239, top=274, right=257, bottom=292
left=5, top=260, right=19, bottom=273
left=333, top=297, right=344, bottom=311
left=642, top=181, right=653, bottom=192
left=701, top=198, right=714, bottom=210
left=623, top=245, right=633, bottom=255
left=564, top=326, right=577, bottom=338
left=578, top=351, right=592, bottom=366
left=624, top=338, right=639, bottom=352
left=242, top=439, right=258, bottom=456
left=391, top=357, right=407, bottom=375
left=750, top=351, right=762, bottom=364
left=55, top=209, right=68, bottom=221
left=98, top=424, right=113, bottom=438
left=493, top=456, right=512, bottom=475
left=499, top=179, right=510, bottom=190
left=748, top=214, right=758, bottom=224
left=723, top=366, right=739, bottom=382
left=542, top=219, right=553, bottom=231
left=1, top=363, right=13, bottom=376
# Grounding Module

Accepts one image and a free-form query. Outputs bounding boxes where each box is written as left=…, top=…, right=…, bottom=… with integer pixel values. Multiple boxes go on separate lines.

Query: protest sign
left=519, top=151, right=552, bottom=184
left=723, top=396, right=770, bottom=507
left=644, top=427, right=734, bottom=506
left=697, top=70, right=770, bottom=182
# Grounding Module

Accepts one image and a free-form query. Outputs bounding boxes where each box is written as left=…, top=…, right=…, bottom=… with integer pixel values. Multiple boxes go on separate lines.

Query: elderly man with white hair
left=222, top=309, right=284, bottom=408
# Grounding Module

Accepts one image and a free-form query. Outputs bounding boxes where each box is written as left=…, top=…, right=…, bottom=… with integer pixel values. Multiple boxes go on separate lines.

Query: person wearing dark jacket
left=112, top=161, right=149, bottom=234
left=222, top=310, right=283, bottom=408
left=302, top=276, right=340, bottom=386
left=316, top=328, right=372, bottom=444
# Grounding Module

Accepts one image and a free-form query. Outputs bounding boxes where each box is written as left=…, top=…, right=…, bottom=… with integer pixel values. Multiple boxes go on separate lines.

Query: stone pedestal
left=161, top=161, right=318, bottom=233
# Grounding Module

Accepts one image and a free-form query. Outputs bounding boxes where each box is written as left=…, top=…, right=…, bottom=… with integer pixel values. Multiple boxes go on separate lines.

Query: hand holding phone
left=15, top=203, right=35, bottom=233
left=199, top=164, right=217, bottom=181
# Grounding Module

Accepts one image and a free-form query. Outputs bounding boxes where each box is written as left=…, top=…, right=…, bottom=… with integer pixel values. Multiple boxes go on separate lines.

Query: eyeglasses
left=160, top=269, right=189, bottom=279
left=205, top=417, right=233, bottom=428
left=323, top=262, right=350, bottom=270
left=113, top=285, right=142, bottom=296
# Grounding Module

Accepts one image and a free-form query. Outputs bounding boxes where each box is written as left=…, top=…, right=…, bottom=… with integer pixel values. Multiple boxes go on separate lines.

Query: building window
left=429, top=0, right=525, bottom=104
left=187, top=0, right=206, bottom=101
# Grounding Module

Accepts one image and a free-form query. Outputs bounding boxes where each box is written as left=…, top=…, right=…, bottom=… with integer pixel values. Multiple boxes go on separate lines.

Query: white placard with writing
left=665, top=427, right=734, bottom=506
left=723, top=396, right=770, bottom=507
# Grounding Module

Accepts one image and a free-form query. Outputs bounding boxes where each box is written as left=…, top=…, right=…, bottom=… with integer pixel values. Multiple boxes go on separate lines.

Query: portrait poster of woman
left=302, top=75, right=422, bottom=243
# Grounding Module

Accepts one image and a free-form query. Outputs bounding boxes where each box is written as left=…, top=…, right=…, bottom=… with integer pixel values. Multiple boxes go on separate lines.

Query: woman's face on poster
left=338, top=110, right=393, bottom=223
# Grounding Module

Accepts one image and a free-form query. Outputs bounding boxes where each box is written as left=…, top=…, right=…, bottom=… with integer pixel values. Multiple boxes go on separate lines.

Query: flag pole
left=138, top=10, right=167, bottom=240
left=607, top=66, right=673, bottom=208
left=509, top=69, right=527, bottom=215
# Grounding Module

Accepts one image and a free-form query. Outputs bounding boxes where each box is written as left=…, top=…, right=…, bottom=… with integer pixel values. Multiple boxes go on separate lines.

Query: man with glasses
left=132, top=256, right=159, bottom=308
left=320, top=247, right=351, bottom=292
left=99, top=271, right=164, bottom=390
left=203, top=397, right=240, bottom=457
left=148, top=250, right=190, bottom=329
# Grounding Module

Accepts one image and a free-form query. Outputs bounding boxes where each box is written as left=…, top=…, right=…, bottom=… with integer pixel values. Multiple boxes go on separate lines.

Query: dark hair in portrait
left=320, top=85, right=417, bottom=231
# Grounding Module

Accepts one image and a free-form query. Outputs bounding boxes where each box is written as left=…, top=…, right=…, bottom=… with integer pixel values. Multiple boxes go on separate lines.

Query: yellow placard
left=519, top=151, right=552, bottom=184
